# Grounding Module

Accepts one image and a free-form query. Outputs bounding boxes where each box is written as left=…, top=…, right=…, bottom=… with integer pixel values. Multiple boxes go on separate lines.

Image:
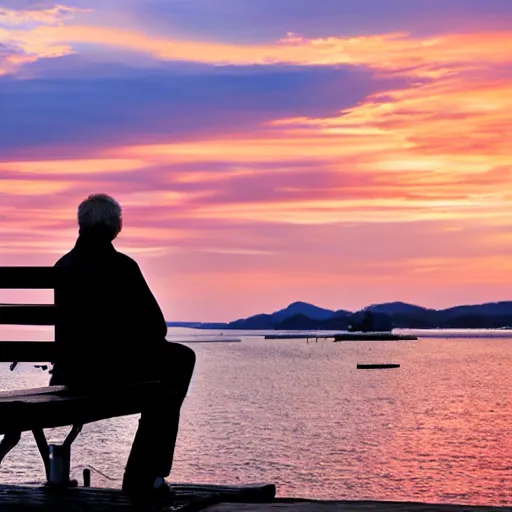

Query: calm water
left=0, top=328, right=511, bottom=506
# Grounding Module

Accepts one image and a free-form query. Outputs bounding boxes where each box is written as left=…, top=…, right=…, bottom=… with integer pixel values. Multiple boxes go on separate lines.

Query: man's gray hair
left=78, top=194, right=122, bottom=238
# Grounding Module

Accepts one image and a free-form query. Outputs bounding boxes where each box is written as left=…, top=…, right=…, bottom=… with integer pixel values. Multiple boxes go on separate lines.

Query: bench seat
left=0, top=381, right=172, bottom=435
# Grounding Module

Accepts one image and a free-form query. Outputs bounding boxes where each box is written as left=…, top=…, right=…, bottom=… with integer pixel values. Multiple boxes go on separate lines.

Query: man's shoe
left=153, top=477, right=175, bottom=498
left=122, top=476, right=175, bottom=500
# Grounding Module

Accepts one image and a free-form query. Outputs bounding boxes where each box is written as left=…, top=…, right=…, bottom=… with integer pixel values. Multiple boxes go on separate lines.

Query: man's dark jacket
left=51, top=232, right=167, bottom=386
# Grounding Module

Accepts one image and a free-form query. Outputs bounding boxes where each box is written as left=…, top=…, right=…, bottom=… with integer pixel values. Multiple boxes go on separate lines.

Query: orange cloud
left=3, top=21, right=512, bottom=72
left=0, top=158, right=149, bottom=174
left=116, top=68, right=511, bottom=227
left=0, top=179, right=69, bottom=195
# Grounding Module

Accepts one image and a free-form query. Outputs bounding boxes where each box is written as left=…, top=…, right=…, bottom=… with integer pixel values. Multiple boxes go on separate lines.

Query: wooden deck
left=207, top=501, right=512, bottom=512
left=0, top=484, right=510, bottom=512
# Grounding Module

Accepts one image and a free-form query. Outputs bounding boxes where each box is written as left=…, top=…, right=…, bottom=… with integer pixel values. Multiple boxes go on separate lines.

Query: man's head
left=78, top=194, right=122, bottom=241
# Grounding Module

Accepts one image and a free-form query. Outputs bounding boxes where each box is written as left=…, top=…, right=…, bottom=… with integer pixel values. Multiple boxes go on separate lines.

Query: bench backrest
left=0, top=267, right=56, bottom=362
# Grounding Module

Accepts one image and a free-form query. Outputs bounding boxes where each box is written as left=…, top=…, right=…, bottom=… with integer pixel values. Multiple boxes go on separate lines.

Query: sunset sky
left=1, top=1, right=512, bottom=321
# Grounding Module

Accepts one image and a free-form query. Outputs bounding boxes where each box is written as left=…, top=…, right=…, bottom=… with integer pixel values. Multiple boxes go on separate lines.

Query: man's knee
left=177, top=344, right=196, bottom=377
left=183, top=344, right=196, bottom=368
left=163, top=342, right=196, bottom=373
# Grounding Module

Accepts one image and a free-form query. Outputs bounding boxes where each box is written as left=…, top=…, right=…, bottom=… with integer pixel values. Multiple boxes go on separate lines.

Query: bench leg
left=32, top=425, right=83, bottom=486
left=63, top=424, right=83, bottom=449
left=0, top=431, right=21, bottom=466
left=32, top=429, right=50, bottom=481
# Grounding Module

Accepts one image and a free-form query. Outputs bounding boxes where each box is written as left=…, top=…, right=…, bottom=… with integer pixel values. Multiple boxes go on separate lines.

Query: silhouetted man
left=50, top=193, right=195, bottom=497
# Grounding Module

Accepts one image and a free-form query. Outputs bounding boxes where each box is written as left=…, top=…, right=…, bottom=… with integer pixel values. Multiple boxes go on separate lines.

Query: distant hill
left=272, top=301, right=335, bottom=322
left=165, top=322, right=203, bottom=328
left=366, top=302, right=434, bottom=316
left=364, top=301, right=512, bottom=329
left=226, top=302, right=336, bottom=330
left=167, top=300, right=512, bottom=330
left=229, top=314, right=275, bottom=330
left=365, top=302, right=438, bottom=329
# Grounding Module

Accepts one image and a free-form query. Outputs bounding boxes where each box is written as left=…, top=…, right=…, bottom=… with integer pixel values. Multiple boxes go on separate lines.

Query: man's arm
left=130, top=260, right=168, bottom=341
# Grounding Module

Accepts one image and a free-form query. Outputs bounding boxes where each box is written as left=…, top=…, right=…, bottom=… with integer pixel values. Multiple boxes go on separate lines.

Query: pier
left=264, top=333, right=418, bottom=342
left=264, top=334, right=333, bottom=341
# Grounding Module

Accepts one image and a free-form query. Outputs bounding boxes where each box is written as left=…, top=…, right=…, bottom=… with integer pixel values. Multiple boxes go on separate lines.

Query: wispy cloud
left=0, top=4, right=89, bottom=27
left=0, top=2, right=87, bottom=73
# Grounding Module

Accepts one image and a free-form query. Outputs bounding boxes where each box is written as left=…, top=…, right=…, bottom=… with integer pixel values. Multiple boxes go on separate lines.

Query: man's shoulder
left=54, top=251, right=73, bottom=267
left=53, top=248, right=140, bottom=278
left=114, top=250, right=140, bottom=270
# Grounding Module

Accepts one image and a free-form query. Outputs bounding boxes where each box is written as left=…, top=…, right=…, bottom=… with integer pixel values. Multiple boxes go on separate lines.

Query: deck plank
left=205, top=500, right=512, bottom=512
left=0, top=483, right=274, bottom=512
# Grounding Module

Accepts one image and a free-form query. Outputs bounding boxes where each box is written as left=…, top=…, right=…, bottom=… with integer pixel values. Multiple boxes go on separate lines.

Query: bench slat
left=0, top=342, right=55, bottom=362
left=0, top=386, right=66, bottom=399
left=0, top=305, right=56, bottom=326
left=0, top=267, right=55, bottom=290
left=0, top=382, right=172, bottom=434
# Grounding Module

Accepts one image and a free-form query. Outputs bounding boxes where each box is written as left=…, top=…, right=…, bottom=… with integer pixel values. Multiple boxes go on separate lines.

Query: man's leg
left=122, top=342, right=196, bottom=493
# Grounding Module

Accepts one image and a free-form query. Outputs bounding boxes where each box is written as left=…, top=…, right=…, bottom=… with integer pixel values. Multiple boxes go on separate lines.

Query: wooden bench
left=0, top=266, right=172, bottom=486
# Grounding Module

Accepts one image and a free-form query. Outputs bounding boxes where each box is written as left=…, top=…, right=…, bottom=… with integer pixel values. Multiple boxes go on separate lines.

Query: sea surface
left=0, top=327, right=511, bottom=506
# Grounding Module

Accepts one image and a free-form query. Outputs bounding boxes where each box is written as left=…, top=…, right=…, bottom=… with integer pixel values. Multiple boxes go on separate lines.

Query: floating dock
left=334, top=333, right=418, bottom=342
left=264, top=334, right=332, bottom=340
left=264, top=333, right=418, bottom=341
left=178, top=338, right=242, bottom=344
left=0, top=484, right=510, bottom=512
left=357, top=363, right=401, bottom=369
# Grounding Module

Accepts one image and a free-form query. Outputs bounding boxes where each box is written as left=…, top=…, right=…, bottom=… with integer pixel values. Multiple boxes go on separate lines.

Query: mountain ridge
left=167, top=300, right=512, bottom=330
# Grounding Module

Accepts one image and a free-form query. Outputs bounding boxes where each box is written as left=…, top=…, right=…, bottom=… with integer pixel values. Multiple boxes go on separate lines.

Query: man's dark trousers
left=50, top=341, right=196, bottom=490
left=122, top=341, right=196, bottom=488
